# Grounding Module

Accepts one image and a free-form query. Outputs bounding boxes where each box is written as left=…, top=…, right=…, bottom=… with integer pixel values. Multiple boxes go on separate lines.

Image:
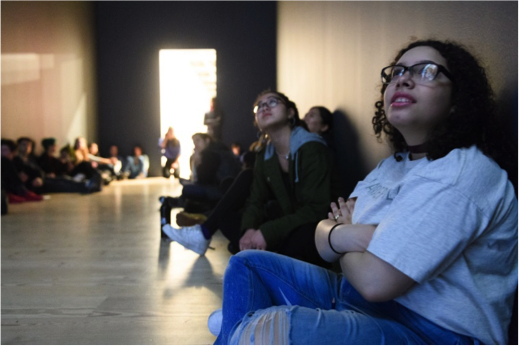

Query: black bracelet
left=328, top=223, right=346, bottom=255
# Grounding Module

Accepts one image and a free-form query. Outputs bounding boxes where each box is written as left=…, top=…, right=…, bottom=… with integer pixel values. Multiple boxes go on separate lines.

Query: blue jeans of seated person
left=214, top=251, right=480, bottom=345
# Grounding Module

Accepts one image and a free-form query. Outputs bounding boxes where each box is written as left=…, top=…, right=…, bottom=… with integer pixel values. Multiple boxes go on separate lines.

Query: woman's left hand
left=328, top=197, right=356, bottom=224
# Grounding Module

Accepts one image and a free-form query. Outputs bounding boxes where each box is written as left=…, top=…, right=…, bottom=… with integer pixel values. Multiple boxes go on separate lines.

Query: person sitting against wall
left=125, top=145, right=149, bottom=179
left=12, top=137, right=45, bottom=193
left=209, top=40, right=518, bottom=345
left=71, top=137, right=104, bottom=189
left=303, top=105, right=334, bottom=149
left=1, top=139, right=43, bottom=203
left=88, top=142, right=118, bottom=183
left=108, top=144, right=124, bottom=179
left=37, top=138, right=69, bottom=178
left=36, top=137, right=101, bottom=193
left=162, top=91, right=338, bottom=269
left=158, top=126, right=181, bottom=179
left=174, top=139, right=258, bottom=228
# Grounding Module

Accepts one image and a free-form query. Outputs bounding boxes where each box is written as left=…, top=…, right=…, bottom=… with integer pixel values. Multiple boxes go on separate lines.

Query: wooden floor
left=1, top=178, right=231, bottom=345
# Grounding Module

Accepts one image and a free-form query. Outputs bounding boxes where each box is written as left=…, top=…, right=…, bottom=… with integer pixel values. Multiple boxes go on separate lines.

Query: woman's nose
left=394, top=71, right=414, bottom=88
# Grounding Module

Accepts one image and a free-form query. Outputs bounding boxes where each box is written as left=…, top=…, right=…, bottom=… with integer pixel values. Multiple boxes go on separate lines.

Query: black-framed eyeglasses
left=381, top=62, right=455, bottom=85
left=254, top=97, right=284, bottom=114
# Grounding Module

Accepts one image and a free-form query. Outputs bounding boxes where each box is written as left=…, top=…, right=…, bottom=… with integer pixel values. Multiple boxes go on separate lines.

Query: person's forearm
left=331, top=223, right=376, bottom=253
left=340, top=251, right=415, bottom=302
left=315, top=219, right=376, bottom=262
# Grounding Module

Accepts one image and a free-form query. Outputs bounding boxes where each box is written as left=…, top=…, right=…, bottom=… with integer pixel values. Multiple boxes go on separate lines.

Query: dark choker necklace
left=406, top=143, right=427, bottom=153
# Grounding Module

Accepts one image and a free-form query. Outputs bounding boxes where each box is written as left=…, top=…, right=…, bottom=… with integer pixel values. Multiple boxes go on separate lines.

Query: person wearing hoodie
left=162, top=91, right=336, bottom=267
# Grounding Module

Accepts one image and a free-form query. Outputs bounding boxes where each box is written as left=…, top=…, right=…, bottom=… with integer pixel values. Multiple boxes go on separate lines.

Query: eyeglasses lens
left=382, top=63, right=439, bottom=84
left=255, top=98, right=279, bottom=114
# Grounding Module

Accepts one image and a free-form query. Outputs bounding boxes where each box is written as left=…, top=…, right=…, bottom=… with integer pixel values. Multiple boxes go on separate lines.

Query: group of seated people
left=87, top=141, right=150, bottom=181
left=158, top=39, right=517, bottom=345
left=1, top=136, right=150, bottom=213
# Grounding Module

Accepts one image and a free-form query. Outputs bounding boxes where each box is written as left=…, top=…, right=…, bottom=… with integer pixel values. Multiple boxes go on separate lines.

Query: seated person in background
left=71, top=137, right=103, bottom=188
left=37, top=138, right=69, bottom=178
left=231, top=141, right=241, bottom=159
left=159, top=126, right=181, bottom=179
left=162, top=91, right=338, bottom=269
left=1, top=139, right=43, bottom=203
left=13, top=137, right=44, bottom=193
left=211, top=40, right=517, bottom=345
left=37, top=137, right=101, bottom=193
left=88, top=142, right=118, bottom=183
left=163, top=133, right=241, bottom=213
left=303, top=105, right=334, bottom=149
left=108, top=144, right=124, bottom=179
left=125, top=145, right=149, bottom=179
left=59, top=144, right=76, bottom=176
left=175, top=140, right=258, bottom=228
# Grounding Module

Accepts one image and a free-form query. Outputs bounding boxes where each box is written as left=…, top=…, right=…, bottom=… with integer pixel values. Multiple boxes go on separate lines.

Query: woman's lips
left=390, top=92, right=416, bottom=106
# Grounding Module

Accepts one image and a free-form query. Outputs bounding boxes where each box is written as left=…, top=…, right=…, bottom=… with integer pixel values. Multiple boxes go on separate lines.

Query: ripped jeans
left=214, top=250, right=479, bottom=345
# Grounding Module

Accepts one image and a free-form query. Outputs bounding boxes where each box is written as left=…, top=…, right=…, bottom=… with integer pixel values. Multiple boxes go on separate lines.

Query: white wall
left=1, top=2, right=97, bottom=154
left=278, top=1, right=517, bottom=179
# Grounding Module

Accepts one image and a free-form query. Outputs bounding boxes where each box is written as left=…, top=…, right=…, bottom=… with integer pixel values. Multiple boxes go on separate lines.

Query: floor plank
left=2, top=178, right=229, bottom=345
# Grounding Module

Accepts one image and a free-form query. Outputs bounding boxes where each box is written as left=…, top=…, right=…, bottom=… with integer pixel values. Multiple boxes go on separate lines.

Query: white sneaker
left=162, top=224, right=210, bottom=256
left=207, top=309, right=222, bottom=337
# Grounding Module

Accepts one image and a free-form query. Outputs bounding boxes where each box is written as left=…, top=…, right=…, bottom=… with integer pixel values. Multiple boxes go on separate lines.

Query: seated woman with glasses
left=162, top=90, right=337, bottom=267
left=210, top=40, right=517, bottom=345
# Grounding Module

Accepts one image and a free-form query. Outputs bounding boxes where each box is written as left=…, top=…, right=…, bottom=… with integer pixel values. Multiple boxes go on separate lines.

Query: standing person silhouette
left=204, top=97, right=223, bottom=140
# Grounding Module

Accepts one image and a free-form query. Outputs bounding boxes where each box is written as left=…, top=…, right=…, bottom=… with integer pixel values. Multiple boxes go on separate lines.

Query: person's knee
left=229, top=307, right=291, bottom=345
left=232, top=249, right=271, bottom=265
left=225, top=251, right=270, bottom=279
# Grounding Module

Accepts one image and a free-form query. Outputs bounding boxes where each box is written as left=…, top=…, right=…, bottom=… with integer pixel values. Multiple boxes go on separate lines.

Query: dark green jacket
left=241, top=128, right=335, bottom=248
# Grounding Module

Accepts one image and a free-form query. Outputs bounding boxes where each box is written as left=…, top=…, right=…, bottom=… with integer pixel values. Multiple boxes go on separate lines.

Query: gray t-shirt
left=350, top=145, right=518, bottom=345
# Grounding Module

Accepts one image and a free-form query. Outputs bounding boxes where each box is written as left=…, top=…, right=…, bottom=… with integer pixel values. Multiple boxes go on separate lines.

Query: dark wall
left=95, top=2, right=277, bottom=176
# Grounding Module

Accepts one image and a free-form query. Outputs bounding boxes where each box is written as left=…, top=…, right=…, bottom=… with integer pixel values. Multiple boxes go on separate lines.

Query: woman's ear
left=288, top=107, right=295, bottom=119
left=321, top=124, right=329, bottom=133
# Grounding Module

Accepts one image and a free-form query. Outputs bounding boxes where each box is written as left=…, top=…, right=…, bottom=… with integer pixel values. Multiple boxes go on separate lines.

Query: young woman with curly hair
left=209, top=40, right=517, bottom=345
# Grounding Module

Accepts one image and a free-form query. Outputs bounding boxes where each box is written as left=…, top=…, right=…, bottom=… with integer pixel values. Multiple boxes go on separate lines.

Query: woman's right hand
left=328, top=197, right=356, bottom=224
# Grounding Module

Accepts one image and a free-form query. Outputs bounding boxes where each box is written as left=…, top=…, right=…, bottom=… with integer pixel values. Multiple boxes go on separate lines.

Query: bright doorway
left=159, top=49, right=216, bottom=179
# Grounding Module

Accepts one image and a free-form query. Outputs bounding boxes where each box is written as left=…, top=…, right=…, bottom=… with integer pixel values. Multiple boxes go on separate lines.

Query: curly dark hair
left=373, top=39, right=511, bottom=171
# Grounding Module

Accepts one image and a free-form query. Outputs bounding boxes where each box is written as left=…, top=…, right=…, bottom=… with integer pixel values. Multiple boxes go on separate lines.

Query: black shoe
left=227, top=242, right=239, bottom=255
left=159, top=196, right=182, bottom=208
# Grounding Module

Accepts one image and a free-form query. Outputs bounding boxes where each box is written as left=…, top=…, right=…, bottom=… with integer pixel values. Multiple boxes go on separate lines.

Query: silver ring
left=334, top=214, right=340, bottom=221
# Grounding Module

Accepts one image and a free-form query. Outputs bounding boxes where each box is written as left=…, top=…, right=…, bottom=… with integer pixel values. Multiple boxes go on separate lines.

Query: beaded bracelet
left=328, top=223, right=346, bottom=255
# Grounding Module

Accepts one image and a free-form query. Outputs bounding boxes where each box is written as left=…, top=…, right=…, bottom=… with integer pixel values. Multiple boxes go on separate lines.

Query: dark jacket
left=241, top=126, right=335, bottom=248
left=37, top=153, right=69, bottom=176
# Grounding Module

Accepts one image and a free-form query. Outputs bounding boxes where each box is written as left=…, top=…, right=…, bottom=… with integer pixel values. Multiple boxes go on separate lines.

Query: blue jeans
left=215, top=251, right=479, bottom=345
